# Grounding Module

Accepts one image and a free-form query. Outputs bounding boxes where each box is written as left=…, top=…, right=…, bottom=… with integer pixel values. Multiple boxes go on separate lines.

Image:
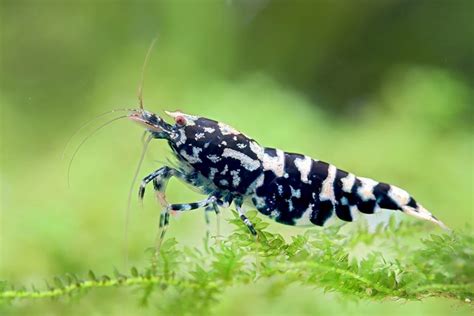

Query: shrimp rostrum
left=129, top=109, right=448, bottom=251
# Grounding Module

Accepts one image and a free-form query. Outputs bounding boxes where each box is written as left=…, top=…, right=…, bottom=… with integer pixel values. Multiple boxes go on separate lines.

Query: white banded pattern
left=357, top=177, right=378, bottom=201
left=388, top=185, right=410, bottom=207
left=262, top=149, right=285, bottom=177
left=319, top=164, right=337, bottom=203
left=294, top=156, right=312, bottom=183
left=222, top=148, right=261, bottom=171
left=180, top=147, right=202, bottom=164
left=341, top=173, right=356, bottom=193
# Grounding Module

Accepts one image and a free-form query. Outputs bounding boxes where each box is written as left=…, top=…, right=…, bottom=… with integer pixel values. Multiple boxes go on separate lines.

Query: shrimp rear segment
left=250, top=152, right=447, bottom=229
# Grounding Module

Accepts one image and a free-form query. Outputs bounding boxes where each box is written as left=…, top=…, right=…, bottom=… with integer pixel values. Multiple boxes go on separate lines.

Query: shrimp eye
left=175, top=115, right=187, bottom=126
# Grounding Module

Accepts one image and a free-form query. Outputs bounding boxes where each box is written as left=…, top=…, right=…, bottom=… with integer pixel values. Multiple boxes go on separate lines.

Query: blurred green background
left=1, top=0, right=473, bottom=315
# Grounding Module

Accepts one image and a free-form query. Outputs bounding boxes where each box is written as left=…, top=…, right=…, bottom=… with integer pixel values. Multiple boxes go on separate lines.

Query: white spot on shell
left=193, top=147, right=202, bottom=158
left=294, top=156, right=312, bottom=183
left=176, top=129, right=187, bottom=146
left=203, top=127, right=215, bottom=133
left=270, top=210, right=280, bottom=218
left=288, top=199, right=294, bottom=212
left=341, top=173, right=355, bottom=193
left=357, top=177, right=377, bottom=201
left=230, top=170, right=241, bottom=187
left=290, top=186, right=301, bottom=199
left=341, top=197, right=349, bottom=205
left=249, top=141, right=264, bottom=159
left=294, top=204, right=314, bottom=226
left=220, top=164, right=229, bottom=175
left=207, top=154, right=221, bottom=163
left=277, top=184, right=284, bottom=195
left=388, top=185, right=410, bottom=206
left=218, top=122, right=240, bottom=135
left=209, top=168, right=218, bottom=180
left=180, top=147, right=202, bottom=164
left=237, top=143, right=247, bottom=149
left=222, top=148, right=261, bottom=171
left=320, top=164, right=337, bottom=203
left=262, top=149, right=285, bottom=177
left=195, top=132, right=205, bottom=140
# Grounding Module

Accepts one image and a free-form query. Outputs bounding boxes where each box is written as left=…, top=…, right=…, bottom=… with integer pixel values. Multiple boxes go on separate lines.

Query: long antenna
left=66, top=115, right=128, bottom=188
left=124, top=133, right=153, bottom=267
left=137, top=37, right=158, bottom=111
left=62, top=108, right=135, bottom=162
left=124, top=37, right=159, bottom=267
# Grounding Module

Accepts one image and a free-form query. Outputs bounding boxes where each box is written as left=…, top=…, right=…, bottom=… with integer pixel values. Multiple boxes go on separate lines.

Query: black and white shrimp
left=129, top=108, right=448, bottom=249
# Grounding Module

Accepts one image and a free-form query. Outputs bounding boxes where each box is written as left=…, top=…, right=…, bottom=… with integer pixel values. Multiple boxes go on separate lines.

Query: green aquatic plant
left=1, top=212, right=472, bottom=313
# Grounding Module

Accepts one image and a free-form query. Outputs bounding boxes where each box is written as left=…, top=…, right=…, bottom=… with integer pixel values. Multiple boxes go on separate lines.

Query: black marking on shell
left=374, top=182, right=400, bottom=210
left=334, top=169, right=353, bottom=222
left=357, top=199, right=377, bottom=214
left=264, top=147, right=278, bottom=157
left=311, top=200, right=334, bottom=226
left=407, top=196, right=418, bottom=209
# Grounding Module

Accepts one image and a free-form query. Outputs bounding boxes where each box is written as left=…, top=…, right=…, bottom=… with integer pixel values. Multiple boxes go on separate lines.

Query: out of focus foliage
left=1, top=216, right=473, bottom=314
left=1, top=0, right=473, bottom=315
